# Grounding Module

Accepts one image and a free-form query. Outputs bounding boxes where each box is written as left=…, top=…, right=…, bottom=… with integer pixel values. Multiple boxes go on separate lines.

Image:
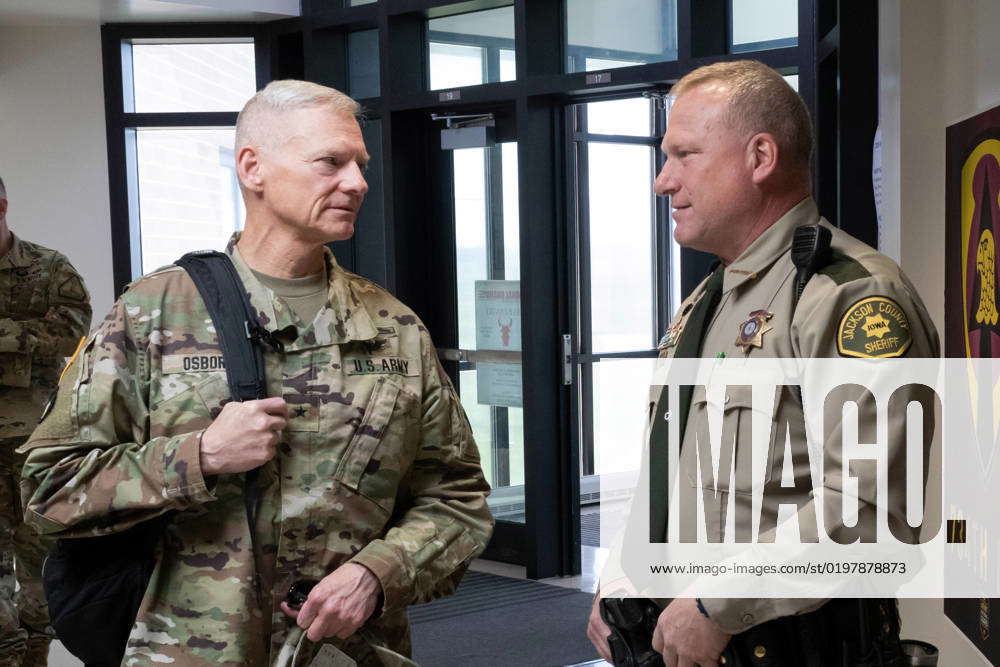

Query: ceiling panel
left=0, top=0, right=298, bottom=26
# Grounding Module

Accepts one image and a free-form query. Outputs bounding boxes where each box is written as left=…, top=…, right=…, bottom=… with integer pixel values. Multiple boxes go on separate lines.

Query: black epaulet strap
left=175, top=250, right=274, bottom=402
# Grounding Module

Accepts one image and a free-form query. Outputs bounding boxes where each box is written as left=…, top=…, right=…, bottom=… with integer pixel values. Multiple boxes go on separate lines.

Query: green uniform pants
left=0, top=437, right=53, bottom=667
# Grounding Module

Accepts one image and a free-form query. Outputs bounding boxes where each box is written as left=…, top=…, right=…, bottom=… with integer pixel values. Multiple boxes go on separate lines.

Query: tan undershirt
left=251, top=266, right=328, bottom=326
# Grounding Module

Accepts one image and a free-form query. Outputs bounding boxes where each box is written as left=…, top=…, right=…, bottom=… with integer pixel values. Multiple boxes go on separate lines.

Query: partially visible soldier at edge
left=0, top=175, right=92, bottom=666
left=586, top=61, right=939, bottom=666
left=20, top=81, right=493, bottom=665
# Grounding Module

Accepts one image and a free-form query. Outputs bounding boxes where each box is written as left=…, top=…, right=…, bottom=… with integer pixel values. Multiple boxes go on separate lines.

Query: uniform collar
left=225, top=233, right=378, bottom=348
left=721, top=197, right=819, bottom=293
left=0, top=233, right=31, bottom=269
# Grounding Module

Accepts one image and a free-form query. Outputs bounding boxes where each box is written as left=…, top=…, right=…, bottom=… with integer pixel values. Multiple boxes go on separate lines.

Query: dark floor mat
left=409, top=571, right=598, bottom=667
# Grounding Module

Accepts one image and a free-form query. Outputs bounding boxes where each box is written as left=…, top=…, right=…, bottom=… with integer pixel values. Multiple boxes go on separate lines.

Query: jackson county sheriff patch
left=837, top=296, right=912, bottom=358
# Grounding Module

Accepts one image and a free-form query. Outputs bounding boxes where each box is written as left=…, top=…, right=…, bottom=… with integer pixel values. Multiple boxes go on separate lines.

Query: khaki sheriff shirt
left=649, top=197, right=940, bottom=633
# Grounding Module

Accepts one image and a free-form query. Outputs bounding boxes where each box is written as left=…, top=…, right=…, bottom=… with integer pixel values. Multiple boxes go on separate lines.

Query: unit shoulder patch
left=837, top=295, right=912, bottom=358
left=57, top=274, right=87, bottom=302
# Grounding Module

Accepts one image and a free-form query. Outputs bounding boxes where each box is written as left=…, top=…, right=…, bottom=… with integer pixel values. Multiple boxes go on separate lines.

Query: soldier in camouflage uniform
left=20, top=81, right=493, bottom=666
left=0, top=175, right=92, bottom=666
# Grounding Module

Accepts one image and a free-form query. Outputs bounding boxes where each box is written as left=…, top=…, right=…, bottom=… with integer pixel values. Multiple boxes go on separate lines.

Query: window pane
left=350, top=0, right=376, bottom=5
left=592, top=358, right=656, bottom=475
left=588, top=143, right=654, bottom=352
left=586, top=98, right=651, bottom=136
left=566, top=0, right=678, bottom=74
left=135, top=128, right=244, bottom=275
left=429, top=43, right=485, bottom=91
left=129, top=42, right=256, bottom=113
left=784, top=74, right=800, bottom=92
left=461, top=370, right=525, bottom=518
left=501, top=142, right=520, bottom=280
left=454, top=148, right=488, bottom=350
left=452, top=143, right=524, bottom=521
left=499, top=48, right=516, bottom=82
left=428, top=5, right=515, bottom=90
left=731, top=0, right=798, bottom=52
left=461, top=369, right=494, bottom=481
left=584, top=57, right=643, bottom=72
left=348, top=29, right=380, bottom=99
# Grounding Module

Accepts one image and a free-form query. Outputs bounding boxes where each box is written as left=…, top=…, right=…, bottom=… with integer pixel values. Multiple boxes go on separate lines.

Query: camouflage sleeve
left=19, top=295, right=215, bottom=538
left=349, top=331, right=494, bottom=614
left=0, top=252, right=92, bottom=356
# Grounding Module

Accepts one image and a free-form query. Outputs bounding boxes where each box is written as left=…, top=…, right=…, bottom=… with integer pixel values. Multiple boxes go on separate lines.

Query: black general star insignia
left=293, top=407, right=308, bottom=418
left=735, top=310, right=774, bottom=351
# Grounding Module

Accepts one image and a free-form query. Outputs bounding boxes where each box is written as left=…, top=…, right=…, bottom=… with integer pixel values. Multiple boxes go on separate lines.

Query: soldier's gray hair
left=671, top=60, right=813, bottom=171
left=235, top=80, right=361, bottom=151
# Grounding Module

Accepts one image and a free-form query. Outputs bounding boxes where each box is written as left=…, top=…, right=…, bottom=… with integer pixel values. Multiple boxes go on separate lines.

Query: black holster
left=599, top=598, right=664, bottom=667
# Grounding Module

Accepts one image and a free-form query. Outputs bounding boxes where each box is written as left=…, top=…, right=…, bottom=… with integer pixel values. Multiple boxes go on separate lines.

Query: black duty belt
left=599, top=598, right=905, bottom=667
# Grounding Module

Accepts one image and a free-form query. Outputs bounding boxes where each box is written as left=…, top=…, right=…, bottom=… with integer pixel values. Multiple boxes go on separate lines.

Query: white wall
left=0, top=24, right=115, bottom=324
left=881, top=1, right=1000, bottom=665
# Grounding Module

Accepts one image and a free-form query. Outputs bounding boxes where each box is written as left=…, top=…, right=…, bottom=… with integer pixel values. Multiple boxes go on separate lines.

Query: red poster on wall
left=944, top=101, right=1000, bottom=665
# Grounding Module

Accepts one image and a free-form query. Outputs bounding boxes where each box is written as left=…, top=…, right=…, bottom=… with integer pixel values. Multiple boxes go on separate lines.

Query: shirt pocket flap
left=690, top=384, right=753, bottom=411
left=336, top=376, right=403, bottom=492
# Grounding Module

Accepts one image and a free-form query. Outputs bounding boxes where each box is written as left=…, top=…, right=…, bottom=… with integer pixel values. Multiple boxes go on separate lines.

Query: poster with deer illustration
left=474, top=280, right=522, bottom=407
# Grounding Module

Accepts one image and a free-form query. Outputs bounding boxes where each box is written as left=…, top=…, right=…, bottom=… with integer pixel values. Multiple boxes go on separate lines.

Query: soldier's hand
left=652, top=598, right=730, bottom=667
left=586, top=594, right=614, bottom=663
left=280, top=563, right=382, bottom=642
left=199, top=396, right=288, bottom=475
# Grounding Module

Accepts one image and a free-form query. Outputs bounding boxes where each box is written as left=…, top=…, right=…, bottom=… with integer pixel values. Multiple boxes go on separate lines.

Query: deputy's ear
left=237, top=146, right=265, bottom=193
left=748, top=132, right=780, bottom=185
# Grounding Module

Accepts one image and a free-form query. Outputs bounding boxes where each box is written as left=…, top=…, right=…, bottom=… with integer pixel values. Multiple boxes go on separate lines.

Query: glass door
left=449, top=142, right=525, bottom=523
left=568, top=95, right=675, bottom=557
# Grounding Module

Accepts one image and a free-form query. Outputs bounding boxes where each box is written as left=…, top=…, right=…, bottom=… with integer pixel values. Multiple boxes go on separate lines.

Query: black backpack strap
left=175, top=249, right=275, bottom=606
left=175, top=250, right=277, bottom=401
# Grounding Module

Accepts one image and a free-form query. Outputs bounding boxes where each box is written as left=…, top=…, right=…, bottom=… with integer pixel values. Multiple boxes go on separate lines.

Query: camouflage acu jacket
left=20, top=236, right=493, bottom=665
left=0, top=232, right=91, bottom=438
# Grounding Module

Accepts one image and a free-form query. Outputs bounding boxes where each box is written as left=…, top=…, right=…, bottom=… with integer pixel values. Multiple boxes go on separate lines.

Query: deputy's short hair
left=0, top=175, right=6, bottom=200
left=671, top=60, right=813, bottom=170
left=235, top=80, right=361, bottom=151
